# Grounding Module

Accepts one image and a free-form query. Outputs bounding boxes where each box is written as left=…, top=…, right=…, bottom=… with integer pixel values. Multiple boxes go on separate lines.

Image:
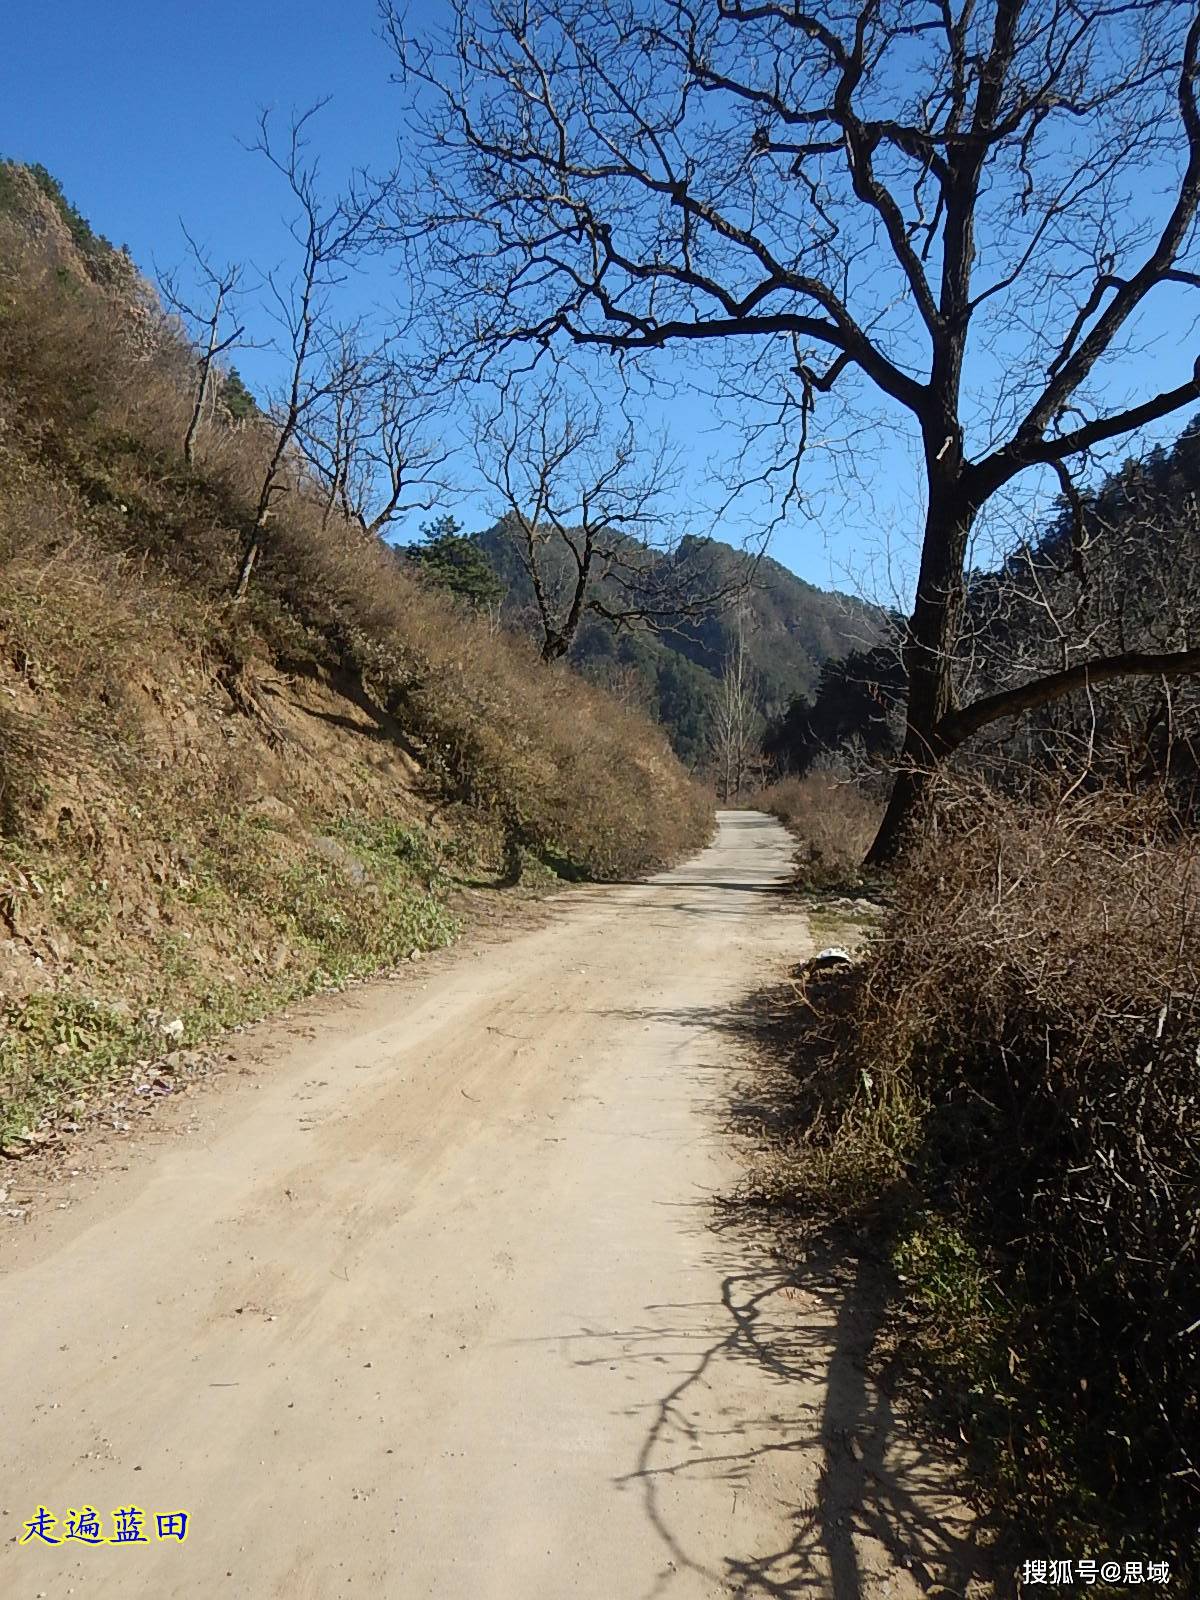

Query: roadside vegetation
left=741, top=352, right=1200, bottom=1589
left=752, top=773, right=883, bottom=889
left=9, top=0, right=1200, bottom=1569
left=740, top=776, right=1199, bottom=1585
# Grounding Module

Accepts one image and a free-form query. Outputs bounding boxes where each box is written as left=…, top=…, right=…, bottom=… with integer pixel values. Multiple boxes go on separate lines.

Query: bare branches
left=157, top=225, right=254, bottom=464
left=384, top=0, right=922, bottom=409
left=976, top=366, right=1200, bottom=491
left=388, top=0, right=1200, bottom=857
left=937, top=647, right=1200, bottom=754
left=1014, top=12, right=1200, bottom=438
left=389, top=0, right=1200, bottom=452
left=355, top=361, right=453, bottom=535
left=476, top=383, right=753, bottom=661
left=233, top=102, right=400, bottom=601
left=295, top=335, right=453, bottom=535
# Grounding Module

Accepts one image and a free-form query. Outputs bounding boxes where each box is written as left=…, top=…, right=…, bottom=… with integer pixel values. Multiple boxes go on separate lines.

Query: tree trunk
left=183, top=358, right=210, bottom=467
left=865, top=490, right=973, bottom=866
left=234, top=440, right=287, bottom=602
left=183, top=284, right=225, bottom=467
left=865, top=492, right=1200, bottom=866
left=233, top=530, right=262, bottom=604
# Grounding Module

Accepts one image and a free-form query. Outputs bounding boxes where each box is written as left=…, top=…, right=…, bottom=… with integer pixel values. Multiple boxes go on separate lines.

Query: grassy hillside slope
left=0, top=167, right=711, bottom=1148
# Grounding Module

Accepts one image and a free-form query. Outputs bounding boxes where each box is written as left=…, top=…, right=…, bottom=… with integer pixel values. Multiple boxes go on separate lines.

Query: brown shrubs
left=791, top=780, right=1199, bottom=1571
left=0, top=219, right=710, bottom=881
left=756, top=773, right=882, bottom=883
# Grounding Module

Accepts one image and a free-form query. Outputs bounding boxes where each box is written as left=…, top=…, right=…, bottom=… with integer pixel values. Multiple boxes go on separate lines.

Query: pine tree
left=408, top=516, right=503, bottom=609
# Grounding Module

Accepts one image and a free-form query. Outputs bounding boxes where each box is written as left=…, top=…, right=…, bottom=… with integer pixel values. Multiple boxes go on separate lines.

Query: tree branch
left=937, top=648, right=1200, bottom=754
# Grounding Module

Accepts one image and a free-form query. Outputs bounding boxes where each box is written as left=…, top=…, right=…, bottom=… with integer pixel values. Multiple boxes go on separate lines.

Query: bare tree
left=708, top=607, right=759, bottom=801
left=157, top=225, right=251, bottom=465
left=234, top=102, right=398, bottom=601
left=478, top=385, right=754, bottom=661
left=297, top=332, right=453, bottom=537
left=356, top=360, right=454, bottom=536
left=296, top=326, right=374, bottom=528
left=387, top=0, right=1200, bottom=860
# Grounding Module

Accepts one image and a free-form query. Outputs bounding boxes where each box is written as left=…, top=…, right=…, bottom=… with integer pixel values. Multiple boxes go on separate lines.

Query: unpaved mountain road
left=1, top=812, right=977, bottom=1599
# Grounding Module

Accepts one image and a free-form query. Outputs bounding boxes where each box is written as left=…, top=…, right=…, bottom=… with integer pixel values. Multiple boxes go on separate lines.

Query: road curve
left=1, top=812, right=971, bottom=1598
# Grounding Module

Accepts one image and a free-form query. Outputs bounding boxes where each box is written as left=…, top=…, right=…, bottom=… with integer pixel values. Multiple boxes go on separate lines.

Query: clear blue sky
left=2, top=2, right=1195, bottom=606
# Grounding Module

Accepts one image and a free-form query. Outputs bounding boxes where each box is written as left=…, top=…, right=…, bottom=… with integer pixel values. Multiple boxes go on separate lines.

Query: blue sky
left=3, top=2, right=1197, bottom=605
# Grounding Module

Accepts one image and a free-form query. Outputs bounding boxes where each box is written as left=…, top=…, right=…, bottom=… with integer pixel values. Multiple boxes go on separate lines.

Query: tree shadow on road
left=579, top=984, right=999, bottom=1599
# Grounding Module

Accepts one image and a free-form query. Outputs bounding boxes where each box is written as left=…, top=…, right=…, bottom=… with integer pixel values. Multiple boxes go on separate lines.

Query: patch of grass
left=0, top=991, right=146, bottom=1145
left=805, top=904, right=879, bottom=947
left=0, top=800, right=460, bottom=1146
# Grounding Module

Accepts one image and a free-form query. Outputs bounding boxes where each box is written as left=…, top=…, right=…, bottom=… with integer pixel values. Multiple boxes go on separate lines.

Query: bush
left=0, top=189, right=712, bottom=1142
left=754, top=772, right=882, bottom=883
left=0, top=211, right=711, bottom=882
left=787, top=781, right=1200, bottom=1574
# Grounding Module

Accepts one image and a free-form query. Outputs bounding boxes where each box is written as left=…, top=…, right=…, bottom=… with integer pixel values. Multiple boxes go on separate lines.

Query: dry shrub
left=756, top=772, right=882, bottom=882
left=817, top=779, right=1200, bottom=1570
left=254, top=509, right=708, bottom=878
left=0, top=220, right=191, bottom=450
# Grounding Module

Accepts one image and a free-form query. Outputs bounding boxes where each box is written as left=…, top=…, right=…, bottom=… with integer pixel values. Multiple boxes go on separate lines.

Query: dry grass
left=0, top=219, right=710, bottom=882
left=0, top=209, right=711, bottom=1144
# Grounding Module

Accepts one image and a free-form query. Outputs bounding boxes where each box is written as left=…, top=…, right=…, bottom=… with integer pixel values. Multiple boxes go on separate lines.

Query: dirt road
left=1, top=812, right=975, bottom=1599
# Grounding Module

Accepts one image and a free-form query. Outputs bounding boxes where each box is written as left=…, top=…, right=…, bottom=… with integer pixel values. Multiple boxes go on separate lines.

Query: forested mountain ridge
left=471, top=523, right=885, bottom=765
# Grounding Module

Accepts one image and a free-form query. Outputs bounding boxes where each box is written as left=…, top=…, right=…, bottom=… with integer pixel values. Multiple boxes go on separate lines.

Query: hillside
left=471, top=523, right=884, bottom=765
left=0, top=162, right=712, bottom=1149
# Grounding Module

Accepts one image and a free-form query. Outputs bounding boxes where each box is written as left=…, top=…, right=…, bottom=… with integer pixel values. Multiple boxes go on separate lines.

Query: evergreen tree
left=218, top=367, right=258, bottom=422
left=408, top=516, right=504, bottom=608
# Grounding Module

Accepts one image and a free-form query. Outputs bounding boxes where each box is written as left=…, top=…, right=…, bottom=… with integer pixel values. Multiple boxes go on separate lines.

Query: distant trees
left=764, top=644, right=906, bottom=782
left=708, top=610, right=761, bottom=801
left=388, top=0, right=1200, bottom=861
left=217, top=368, right=257, bottom=423
left=652, top=651, right=718, bottom=769
left=960, top=419, right=1200, bottom=807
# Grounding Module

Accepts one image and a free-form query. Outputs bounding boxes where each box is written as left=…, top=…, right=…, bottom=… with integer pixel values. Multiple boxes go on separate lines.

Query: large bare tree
left=386, top=0, right=1200, bottom=859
